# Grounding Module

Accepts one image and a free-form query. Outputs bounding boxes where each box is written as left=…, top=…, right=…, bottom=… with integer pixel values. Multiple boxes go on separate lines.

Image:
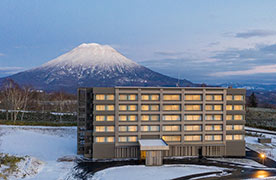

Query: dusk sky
left=1, top=0, right=276, bottom=84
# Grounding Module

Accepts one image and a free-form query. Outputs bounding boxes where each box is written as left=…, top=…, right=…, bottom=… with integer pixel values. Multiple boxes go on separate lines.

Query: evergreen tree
left=248, top=92, right=258, bottom=107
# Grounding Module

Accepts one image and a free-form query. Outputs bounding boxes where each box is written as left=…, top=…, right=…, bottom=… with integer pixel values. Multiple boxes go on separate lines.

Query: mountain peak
left=41, top=43, right=139, bottom=69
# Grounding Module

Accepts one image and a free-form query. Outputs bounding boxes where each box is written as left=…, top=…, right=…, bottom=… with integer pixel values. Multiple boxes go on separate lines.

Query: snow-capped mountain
left=0, top=43, right=194, bottom=93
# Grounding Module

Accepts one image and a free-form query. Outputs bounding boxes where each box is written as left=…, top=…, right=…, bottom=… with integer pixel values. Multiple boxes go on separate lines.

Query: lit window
left=119, top=115, right=137, bottom=121
left=205, top=125, right=222, bottom=131
left=96, top=105, right=105, bottom=111
left=95, top=137, right=115, bottom=143
left=205, top=115, right=222, bottom=121
left=142, top=105, right=159, bottom=111
left=185, top=95, right=202, bottom=101
left=206, top=95, right=222, bottom=101
left=205, top=105, right=222, bottom=111
left=96, top=105, right=114, bottom=111
left=119, top=94, right=137, bottom=101
left=119, top=105, right=137, bottom=111
left=226, top=135, right=244, bottom=141
left=234, top=95, right=243, bottom=101
left=119, top=126, right=137, bottom=132
left=226, top=105, right=233, bottom=110
left=185, top=115, right=202, bottom=120
left=234, top=105, right=243, bottom=110
left=162, top=136, right=181, bottom=142
left=163, top=115, right=181, bottom=121
left=226, top=135, right=233, bottom=140
left=95, top=115, right=114, bottom=121
left=184, top=135, right=202, bottom=141
left=141, top=94, right=160, bottom=101
left=226, top=115, right=233, bottom=120
left=95, top=126, right=114, bottom=132
left=226, top=95, right=233, bottom=101
left=163, top=105, right=181, bottom=111
left=129, top=105, right=137, bottom=111
left=163, top=125, right=181, bottom=132
left=184, top=125, right=201, bottom=131
left=119, top=136, right=137, bottom=142
left=107, top=105, right=114, bottom=111
left=234, top=115, right=243, bottom=120
left=234, top=135, right=243, bottom=140
left=141, top=115, right=160, bottom=121
left=141, top=125, right=160, bottom=132
left=163, top=94, right=181, bottom=101
left=205, top=135, right=222, bottom=141
left=95, top=94, right=114, bottom=100
left=185, top=105, right=202, bottom=111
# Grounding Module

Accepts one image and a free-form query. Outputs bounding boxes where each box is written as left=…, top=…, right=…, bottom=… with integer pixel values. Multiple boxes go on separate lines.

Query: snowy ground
left=0, top=125, right=77, bottom=180
left=91, top=164, right=230, bottom=180
left=245, top=127, right=276, bottom=162
left=208, top=158, right=266, bottom=168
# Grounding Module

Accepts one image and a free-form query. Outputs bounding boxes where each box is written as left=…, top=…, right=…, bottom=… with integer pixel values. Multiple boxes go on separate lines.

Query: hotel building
left=77, top=87, right=246, bottom=165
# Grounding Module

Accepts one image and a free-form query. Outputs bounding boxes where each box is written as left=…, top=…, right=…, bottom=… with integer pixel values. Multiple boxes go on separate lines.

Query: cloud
left=0, top=67, right=24, bottom=75
left=154, top=51, right=185, bottom=56
left=234, top=29, right=276, bottom=38
left=0, top=53, right=4, bottom=56
left=210, top=64, right=276, bottom=76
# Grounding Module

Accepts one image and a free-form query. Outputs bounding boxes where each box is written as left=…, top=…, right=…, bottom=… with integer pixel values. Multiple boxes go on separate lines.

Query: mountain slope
left=1, top=43, right=194, bottom=93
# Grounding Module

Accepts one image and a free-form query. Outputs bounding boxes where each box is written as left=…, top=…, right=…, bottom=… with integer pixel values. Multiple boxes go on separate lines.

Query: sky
left=1, top=0, right=276, bottom=84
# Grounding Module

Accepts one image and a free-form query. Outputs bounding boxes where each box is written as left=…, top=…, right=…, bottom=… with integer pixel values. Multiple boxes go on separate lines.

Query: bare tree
left=1, top=79, right=25, bottom=123
left=20, top=86, right=32, bottom=121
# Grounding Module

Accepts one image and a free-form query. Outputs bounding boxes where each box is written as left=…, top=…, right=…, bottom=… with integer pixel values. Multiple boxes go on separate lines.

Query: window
left=141, top=115, right=160, bottom=121
left=95, top=105, right=114, bottom=111
left=226, top=115, right=233, bottom=120
left=163, top=115, right=181, bottom=121
left=95, top=115, right=114, bottom=121
left=226, top=105, right=232, bottom=110
left=162, top=136, right=181, bottom=142
left=119, top=94, right=138, bottom=101
left=184, top=125, right=202, bottom=131
left=226, top=95, right=233, bottom=101
left=163, top=125, right=181, bottom=132
left=205, top=115, right=222, bottom=121
left=163, top=94, right=181, bottom=101
left=234, top=95, right=243, bottom=101
left=206, top=95, right=223, bottom=101
left=205, top=125, right=222, bottom=131
left=95, top=136, right=114, bottom=143
left=141, top=105, right=159, bottom=111
left=141, top=125, right=160, bottom=132
left=226, top=135, right=244, bottom=141
left=226, top=125, right=243, bottom=131
left=234, top=115, right=243, bottom=120
left=141, top=94, right=160, bottom=101
left=185, top=105, right=202, bottom=111
left=119, top=136, right=137, bottom=142
left=234, top=105, right=243, bottom=110
left=185, top=95, right=202, bottom=101
left=205, top=135, right=222, bottom=141
left=163, top=105, right=181, bottom=111
left=119, top=126, right=137, bottom=132
left=119, top=115, right=137, bottom=121
left=95, top=94, right=114, bottom=100
left=185, top=115, right=202, bottom=121
left=184, top=135, right=202, bottom=141
left=95, top=126, right=114, bottom=132
left=205, top=105, right=222, bottom=111
left=119, top=105, right=137, bottom=111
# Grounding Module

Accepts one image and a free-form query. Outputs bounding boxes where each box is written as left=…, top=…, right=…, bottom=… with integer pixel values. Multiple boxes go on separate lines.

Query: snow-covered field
left=91, top=164, right=229, bottom=180
left=245, top=127, right=276, bottom=162
left=0, top=125, right=77, bottom=180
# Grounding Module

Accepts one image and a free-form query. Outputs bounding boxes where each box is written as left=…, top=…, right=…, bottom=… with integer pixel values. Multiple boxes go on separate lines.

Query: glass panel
left=128, top=136, right=137, bottom=142
left=234, top=105, right=243, bottom=110
left=226, top=95, right=233, bottom=101
left=96, top=115, right=105, bottom=121
left=106, top=126, right=114, bottom=132
left=186, top=115, right=201, bottom=120
left=129, top=115, right=137, bottom=121
left=119, top=137, right=127, bottom=142
left=95, top=126, right=105, bottom=132
left=119, top=126, right=127, bottom=132
left=119, top=115, right=127, bottom=121
left=226, top=125, right=232, bottom=130
left=214, top=125, right=222, bottom=131
left=151, top=95, right=160, bottom=100
left=96, top=94, right=105, bottom=100
left=205, top=135, right=212, bottom=141
left=107, top=115, right=114, bottom=121
left=119, top=105, right=127, bottom=111
left=163, top=125, right=180, bottom=131
left=151, top=115, right=160, bottom=121
left=119, top=94, right=128, bottom=100
left=205, top=105, right=213, bottom=111
left=163, top=94, right=181, bottom=101
left=226, top=105, right=233, bottom=110
left=184, top=125, right=201, bottom=131
left=107, top=105, right=114, bottom=111
left=214, top=105, right=222, bottom=110
left=164, top=105, right=180, bottom=111
left=184, top=135, right=201, bottom=141
left=205, top=125, right=213, bottom=131
left=141, top=115, right=150, bottom=121
left=95, top=137, right=105, bottom=142
left=186, top=105, right=201, bottom=111
left=129, top=105, right=137, bottom=111
left=226, top=135, right=233, bottom=140
left=214, top=95, right=222, bottom=101
left=106, top=137, right=114, bottom=142
left=163, top=115, right=181, bottom=121
left=226, top=115, right=233, bottom=120
left=128, top=126, right=137, bottom=132
left=214, top=115, right=222, bottom=120
left=141, top=105, right=149, bottom=111
left=151, top=105, right=160, bottom=111
left=106, top=94, right=114, bottom=100
left=234, top=135, right=243, bottom=140
left=163, top=136, right=181, bottom=142
left=234, top=95, right=243, bottom=101
left=214, top=135, right=222, bottom=141
left=234, top=115, right=243, bottom=120
left=141, top=95, right=150, bottom=100
left=186, top=95, right=202, bottom=101
left=206, top=95, right=213, bottom=101
left=129, top=94, right=137, bottom=100
left=96, top=105, right=105, bottom=111
left=234, top=125, right=243, bottom=130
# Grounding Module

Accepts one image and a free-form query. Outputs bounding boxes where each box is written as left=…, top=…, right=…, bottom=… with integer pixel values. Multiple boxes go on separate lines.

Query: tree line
left=0, top=79, right=77, bottom=123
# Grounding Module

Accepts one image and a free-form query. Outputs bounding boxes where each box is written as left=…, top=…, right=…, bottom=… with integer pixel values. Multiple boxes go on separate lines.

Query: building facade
left=77, top=87, right=246, bottom=159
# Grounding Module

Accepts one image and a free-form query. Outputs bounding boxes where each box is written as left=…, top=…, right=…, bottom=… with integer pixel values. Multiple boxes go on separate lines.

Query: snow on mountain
left=0, top=43, right=194, bottom=93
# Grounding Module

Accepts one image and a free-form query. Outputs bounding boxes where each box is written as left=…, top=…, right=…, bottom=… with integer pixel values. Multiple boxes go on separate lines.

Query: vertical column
left=202, top=89, right=206, bottom=144
left=160, top=88, right=163, bottom=139
left=115, top=88, right=119, bottom=146
left=223, top=89, right=227, bottom=156
left=138, top=88, right=141, bottom=140
left=181, top=88, right=185, bottom=144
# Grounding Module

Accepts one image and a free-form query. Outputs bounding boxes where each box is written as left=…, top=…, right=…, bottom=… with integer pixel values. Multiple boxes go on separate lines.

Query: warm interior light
left=260, top=153, right=266, bottom=159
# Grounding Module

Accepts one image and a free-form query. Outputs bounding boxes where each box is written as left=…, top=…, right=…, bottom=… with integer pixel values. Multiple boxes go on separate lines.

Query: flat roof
left=139, top=139, right=169, bottom=151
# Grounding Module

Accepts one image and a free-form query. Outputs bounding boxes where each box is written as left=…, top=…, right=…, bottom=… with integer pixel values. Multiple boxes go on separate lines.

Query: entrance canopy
left=139, top=139, right=169, bottom=151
